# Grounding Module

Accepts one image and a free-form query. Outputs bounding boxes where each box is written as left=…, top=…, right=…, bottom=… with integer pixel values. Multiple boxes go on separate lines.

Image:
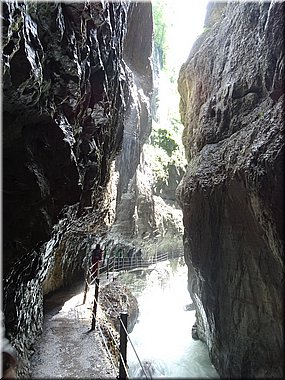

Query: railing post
left=118, top=312, right=128, bottom=379
left=91, top=278, right=100, bottom=330
left=83, top=274, right=89, bottom=305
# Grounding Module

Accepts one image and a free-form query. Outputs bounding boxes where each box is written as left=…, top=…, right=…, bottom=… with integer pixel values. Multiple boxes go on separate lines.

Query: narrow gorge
left=1, top=1, right=284, bottom=378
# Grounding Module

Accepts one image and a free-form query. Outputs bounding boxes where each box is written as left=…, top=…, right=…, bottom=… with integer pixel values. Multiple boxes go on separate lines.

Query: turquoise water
left=119, top=259, right=219, bottom=378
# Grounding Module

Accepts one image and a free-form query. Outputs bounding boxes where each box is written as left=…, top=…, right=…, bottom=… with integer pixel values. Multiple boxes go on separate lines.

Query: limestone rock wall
left=105, top=153, right=184, bottom=260
left=105, top=8, right=184, bottom=258
left=115, top=2, right=153, bottom=204
left=2, top=1, right=153, bottom=376
left=177, top=1, right=284, bottom=378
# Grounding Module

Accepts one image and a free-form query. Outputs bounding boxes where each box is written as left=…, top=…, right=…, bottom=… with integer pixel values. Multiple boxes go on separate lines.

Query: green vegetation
left=152, top=0, right=168, bottom=67
left=151, top=128, right=178, bottom=156
left=201, top=26, right=211, bottom=36
left=150, top=0, right=187, bottom=193
left=146, top=122, right=186, bottom=193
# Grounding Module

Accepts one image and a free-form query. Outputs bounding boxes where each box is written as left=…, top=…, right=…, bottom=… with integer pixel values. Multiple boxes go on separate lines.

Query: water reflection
left=119, top=259, right=219, bottom=378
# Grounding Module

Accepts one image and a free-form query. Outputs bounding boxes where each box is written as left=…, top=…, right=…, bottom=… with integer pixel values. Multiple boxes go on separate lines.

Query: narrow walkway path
left=30, top=278, right=117, bottom=378
left=30, top=253, right=181, bottom=377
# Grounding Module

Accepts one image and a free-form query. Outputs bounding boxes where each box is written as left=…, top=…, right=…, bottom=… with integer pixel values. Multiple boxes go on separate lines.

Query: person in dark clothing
left=126, top=248, right=135, bottom=269
left=114, top=248, right=123, bottom=270
left=91, top=243, right=103, bottom=278
left=137, top=249, right=142, bottom=266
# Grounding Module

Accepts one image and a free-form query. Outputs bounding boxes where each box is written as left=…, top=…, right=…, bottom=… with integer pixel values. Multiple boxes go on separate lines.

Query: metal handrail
left=83, top=251, right=184, bottom=378
left=98, top=251, right=183, bottom=276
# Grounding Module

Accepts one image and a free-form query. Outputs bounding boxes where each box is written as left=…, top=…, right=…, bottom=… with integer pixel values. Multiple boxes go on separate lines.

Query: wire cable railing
left=99, top=293, right=149, bottom=379
left=82, top=251, right=183, bottom=378
left=99, top=250, right=184, bottom=276
left=86, top=276, right=132, bottom=378
left=91, top=294, right=128, bottom=377
left=96, top=321, right=118, bottom=375
left=83, top=251, right=183, bottom=304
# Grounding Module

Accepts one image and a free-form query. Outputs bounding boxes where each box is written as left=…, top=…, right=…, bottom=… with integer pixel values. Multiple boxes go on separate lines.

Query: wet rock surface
left=103, top=156, right=184, bottom=266
left=2, top=1, right=153, bottom=376
left=177, top=2, right=284, bottom=378
left=100, top=280, right=139, bottom=334
left=2, top=0, right=129, bottom=273
left=101, top=2, right=185, bottom=265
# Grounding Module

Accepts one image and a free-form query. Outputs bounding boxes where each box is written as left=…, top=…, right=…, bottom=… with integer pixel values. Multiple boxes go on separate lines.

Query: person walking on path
left=91, top=243, right=103, bottom=279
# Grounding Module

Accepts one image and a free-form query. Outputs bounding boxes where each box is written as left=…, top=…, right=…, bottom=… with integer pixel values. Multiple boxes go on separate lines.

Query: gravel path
left=30, top=276, right=118, bottom=379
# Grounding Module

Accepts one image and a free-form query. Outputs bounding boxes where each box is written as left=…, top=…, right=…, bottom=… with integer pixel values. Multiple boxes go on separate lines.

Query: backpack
left=92, top=248, right=102, bottom=261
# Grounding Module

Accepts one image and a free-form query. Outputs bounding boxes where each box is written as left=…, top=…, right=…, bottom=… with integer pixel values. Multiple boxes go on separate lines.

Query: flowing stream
left=119, top=258, right=219, bottom=378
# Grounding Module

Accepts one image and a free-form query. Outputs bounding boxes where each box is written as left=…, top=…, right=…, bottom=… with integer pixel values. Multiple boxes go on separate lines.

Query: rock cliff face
left=177, top=1, right=284, bottom=378
left=108, top=152, right=184, bottom=258
left=2, top=1, right=153, bottom=376
left=101, top=9, right=184, bottom=260
left=115, top=2, right=153, bottom=204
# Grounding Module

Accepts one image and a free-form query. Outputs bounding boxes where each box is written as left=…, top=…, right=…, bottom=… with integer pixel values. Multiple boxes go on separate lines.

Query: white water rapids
left=119, top=259, right=219, bottom=378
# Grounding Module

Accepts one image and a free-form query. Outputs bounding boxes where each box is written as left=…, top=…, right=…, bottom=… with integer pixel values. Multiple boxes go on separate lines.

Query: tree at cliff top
left=150, top=0, right=208, bottom=177
left=150, top=0, right=187, bottom=197
left=152, top=0, right=168, bottom=68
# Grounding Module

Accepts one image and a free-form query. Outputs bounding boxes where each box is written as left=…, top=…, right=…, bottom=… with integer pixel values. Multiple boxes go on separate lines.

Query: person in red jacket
left=91, top=243, right=103, bottom=279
